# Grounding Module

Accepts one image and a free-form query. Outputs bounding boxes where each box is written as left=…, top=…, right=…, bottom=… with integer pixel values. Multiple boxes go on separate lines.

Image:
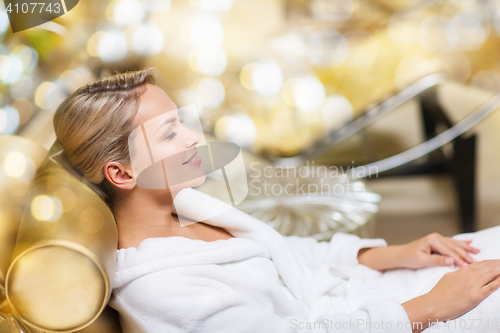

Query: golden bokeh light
left=31, top=195, right=63, bottom=222
left=34, top=81, right=65, bottom=110
left=192, top=77, right=226, bottom=109
left=4, top=151, right=25, bottom=177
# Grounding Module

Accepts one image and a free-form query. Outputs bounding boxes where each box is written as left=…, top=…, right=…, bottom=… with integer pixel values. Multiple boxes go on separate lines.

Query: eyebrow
left=154, top=116, right=178, bottom=135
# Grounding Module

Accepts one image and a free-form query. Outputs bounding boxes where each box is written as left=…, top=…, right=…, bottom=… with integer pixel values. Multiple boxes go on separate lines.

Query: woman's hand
left=357, top=232, right=481, bottom=271
left=402, top=259, right=500, bottom=333
left=397, top=232, right=480, bottom=269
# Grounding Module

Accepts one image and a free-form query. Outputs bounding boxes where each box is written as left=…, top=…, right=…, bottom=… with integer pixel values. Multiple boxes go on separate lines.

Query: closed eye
left=164, top=132, right=177, bottom=140
left=163, top=117, right=186, bottom=140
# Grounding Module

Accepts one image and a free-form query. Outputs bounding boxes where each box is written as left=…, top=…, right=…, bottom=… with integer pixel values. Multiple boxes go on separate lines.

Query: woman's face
left=130, top=84, right=206, bottom=194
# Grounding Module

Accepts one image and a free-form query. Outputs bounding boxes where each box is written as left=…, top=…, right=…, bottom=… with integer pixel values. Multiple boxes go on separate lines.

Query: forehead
left=134, top=84, right=178, bottom=125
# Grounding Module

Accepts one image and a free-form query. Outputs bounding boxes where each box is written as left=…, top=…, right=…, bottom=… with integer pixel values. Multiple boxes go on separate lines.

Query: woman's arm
left=400, top=259, right=500, bottom=333
left=400, top=294, right=438, bottom=333
left=357, top=245, right=405, bottom=271
left=357, top=232, right=480, bottom=271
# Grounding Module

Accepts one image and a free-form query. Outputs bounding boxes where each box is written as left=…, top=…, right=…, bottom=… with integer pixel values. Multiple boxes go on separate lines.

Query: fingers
left=453, top=246, right=476, bottom=265
left=481, top=276, right=500, bottom=298
left=448, top=249, right=467, bottom=267
left=443, top=238, right=480, bottom=267
left=428, top=254, right=454, bottom=266
left=425, top=234, right=481, bottom=268
left=455, top=239, right=481, bottom=254
left=477, top=261, right=500, bottom=295
left=430, top=240, right=467, bottom=267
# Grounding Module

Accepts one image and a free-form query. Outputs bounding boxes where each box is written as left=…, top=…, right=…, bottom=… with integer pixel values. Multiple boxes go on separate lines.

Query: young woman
left=53, top=67, right=500, bottom=333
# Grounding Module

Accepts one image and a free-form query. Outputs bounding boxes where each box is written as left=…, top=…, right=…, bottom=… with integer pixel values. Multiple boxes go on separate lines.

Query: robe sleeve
left=282, top=232, right=388, bottom=279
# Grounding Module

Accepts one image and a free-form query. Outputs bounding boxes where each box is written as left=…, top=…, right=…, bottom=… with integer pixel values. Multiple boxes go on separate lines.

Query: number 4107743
left=5, top=2, right=62, bottom=14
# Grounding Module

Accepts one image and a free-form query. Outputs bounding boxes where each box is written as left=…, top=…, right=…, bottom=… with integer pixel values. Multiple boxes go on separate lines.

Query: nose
left=185, top=128, right=201, bottom=149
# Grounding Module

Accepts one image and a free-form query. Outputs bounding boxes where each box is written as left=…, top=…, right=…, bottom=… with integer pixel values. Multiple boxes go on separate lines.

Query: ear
left=103, top=161, right=136, bottom=190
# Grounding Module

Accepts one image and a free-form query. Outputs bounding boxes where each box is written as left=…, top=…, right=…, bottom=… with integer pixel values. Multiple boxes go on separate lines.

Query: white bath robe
left=109, top=188, right=500, bottom=333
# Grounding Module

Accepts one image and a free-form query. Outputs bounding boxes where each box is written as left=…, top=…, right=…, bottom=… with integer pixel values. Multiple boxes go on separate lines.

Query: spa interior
left=1, top=0, right=500, bottom=332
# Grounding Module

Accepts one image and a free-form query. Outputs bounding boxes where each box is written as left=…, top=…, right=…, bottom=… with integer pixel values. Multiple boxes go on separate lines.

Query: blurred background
left=1, top=0, right=500, bottom=245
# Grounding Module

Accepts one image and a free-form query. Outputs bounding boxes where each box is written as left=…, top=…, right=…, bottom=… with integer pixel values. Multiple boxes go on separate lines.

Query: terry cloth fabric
left=109, top=188, right=500, bottom=333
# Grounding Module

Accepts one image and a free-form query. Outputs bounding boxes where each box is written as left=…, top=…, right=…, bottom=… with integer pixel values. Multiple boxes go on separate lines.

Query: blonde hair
left=53, top=67, right=159, bottom=211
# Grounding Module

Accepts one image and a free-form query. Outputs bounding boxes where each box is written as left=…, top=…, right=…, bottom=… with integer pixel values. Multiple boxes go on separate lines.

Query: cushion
left=0, top=135, right=47, bottom=286
left=4, top=138, right=119, bottom=332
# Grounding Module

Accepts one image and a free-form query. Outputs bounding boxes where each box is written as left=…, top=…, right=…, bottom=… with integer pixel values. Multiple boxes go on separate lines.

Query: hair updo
left=53, top=67, right=159, bottom=211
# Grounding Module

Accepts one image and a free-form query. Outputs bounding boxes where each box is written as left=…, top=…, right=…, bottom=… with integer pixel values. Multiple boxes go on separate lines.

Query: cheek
left=166, top=150, right=185, bottom=166
left=149, top=140, right=179, bottom=163
left=162, top=147, right=190, bottom=186
left=156, top=142, right=186, bottom=167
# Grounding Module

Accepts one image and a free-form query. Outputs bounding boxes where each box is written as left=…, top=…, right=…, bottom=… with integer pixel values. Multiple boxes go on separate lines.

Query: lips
left=182, top=149, right=198, bottom=165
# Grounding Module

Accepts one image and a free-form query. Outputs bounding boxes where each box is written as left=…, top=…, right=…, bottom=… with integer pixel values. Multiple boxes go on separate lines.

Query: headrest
left=0, top=135, right=47, bottom=286
left=5, top=139, right=118, bottom=332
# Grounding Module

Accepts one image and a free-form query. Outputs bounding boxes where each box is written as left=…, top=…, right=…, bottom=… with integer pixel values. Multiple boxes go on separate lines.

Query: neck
left=112, top=187, right=234, bottom=249
left=113, top=187, right=180, bottom=249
